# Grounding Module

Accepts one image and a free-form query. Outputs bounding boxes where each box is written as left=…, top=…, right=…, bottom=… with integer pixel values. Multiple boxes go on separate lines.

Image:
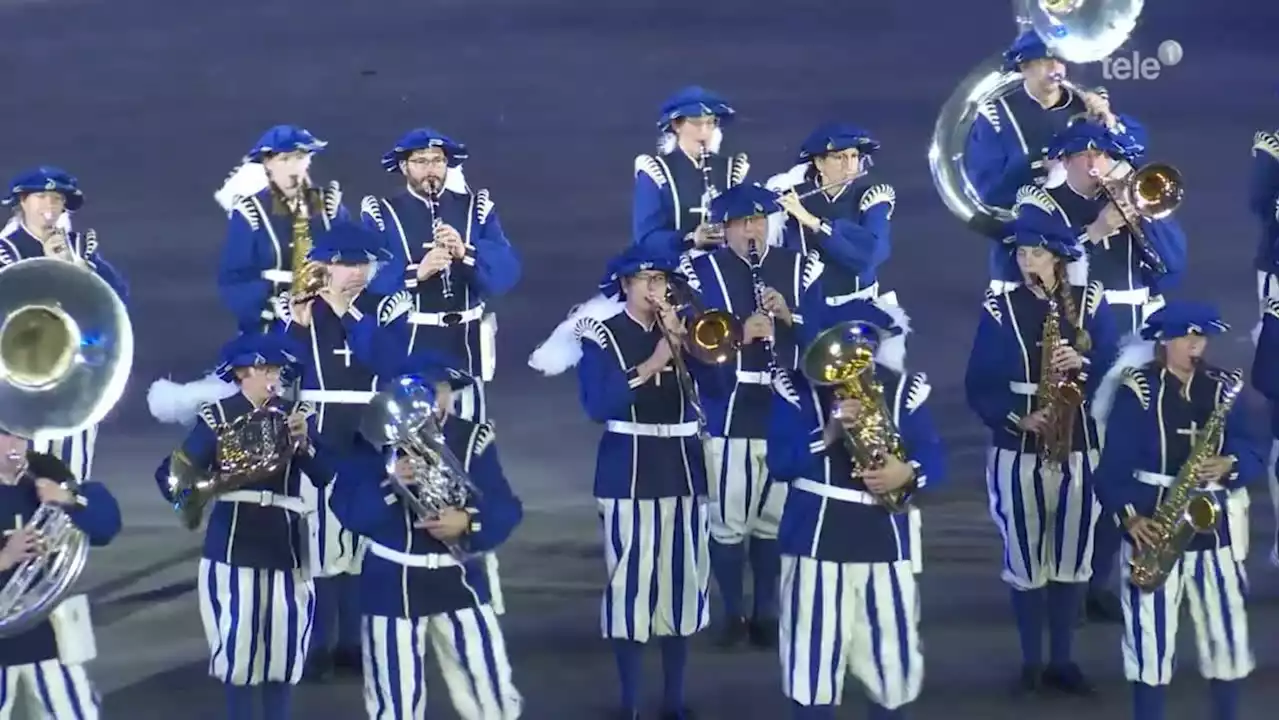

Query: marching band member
left=1253, top=298, right=1278, bottom=565
left=331, top=352, right=523, bottom=719
left=217, top=124, right=348, bottom=332
left=768, top=123, right=896, bottom=306
left=279, top=221, right=413, bottom=681
left=0, top=431, right=120, bottom=720
left=1250, top=131, right=1278, bottom=303
left=963, top=212, right=1119, bottom=694
left=678, top=183, right=825, bottom=648
left=1091, top=302, right=1262, bottom=720
left=361, top=127, right=521, bottom=422
left=769, top=299, right=943, bottom=719
left=149, top=331, right=328, bottom=720
left=633, top=86, right=750, bottom=257
left=0, top=166, right=130, bottom=485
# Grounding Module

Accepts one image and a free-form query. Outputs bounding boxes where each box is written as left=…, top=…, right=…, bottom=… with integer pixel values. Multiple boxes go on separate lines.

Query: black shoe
left=659, top=708, right=696, bottom=720
left=333, top=646, right=362, bottom=675
left=714, top=616, right=749, bottom=649
left=302, top=651, right=334, bottom=683
left=1085, top=590, right=1123, bottom=624
left=1011, top=664, right=1042, bottom=696
left=747, top=617, right=778, bottom=650
left=1042, top=663, right=1095, bottom=696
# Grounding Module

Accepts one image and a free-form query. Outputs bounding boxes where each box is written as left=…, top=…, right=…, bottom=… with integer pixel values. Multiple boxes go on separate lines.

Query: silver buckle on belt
left=257, top=491, right=275, bottom=507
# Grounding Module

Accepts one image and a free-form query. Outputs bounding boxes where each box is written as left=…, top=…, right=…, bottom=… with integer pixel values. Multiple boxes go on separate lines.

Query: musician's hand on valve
left=743, top=314, right=774, bottom=344
left=34, top=478, right=74, bottom=507
left=862, top=456, right=916, bottom=494
left=1081, top=91, right=1117, bottom=129
left=0, top=528, right=37, bottom=571
left=1017, top=409, right=1051, bottom=434
left=1124, top=515, right=1162, bottom=551
left=393, top=456, right=416, bottom=484
left=1196, top=455, right=1235, bottom=484
left=760, top=288, right=793, bottom=324
left=286, top=412, right=309, bottom=447
left=692, top=223, right=723, bottom=248
left=1051, top=344, right=1085, bottom=372
left=417, top=507, right=470, bottom=541
left=418, top=246, right=453, bottom=280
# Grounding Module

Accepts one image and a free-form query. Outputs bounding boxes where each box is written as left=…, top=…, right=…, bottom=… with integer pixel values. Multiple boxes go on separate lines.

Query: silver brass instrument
left=658, top=277, right=742, bottom=438
left=695, top=143, right=724, bottom=243
left=361, top=377, right=478, bottom=560
left=0, top=257, right=133, bottom=637
left=1014, top=0, right=1145, bottom=64
left=1097, top=160, right=1183, bottom=275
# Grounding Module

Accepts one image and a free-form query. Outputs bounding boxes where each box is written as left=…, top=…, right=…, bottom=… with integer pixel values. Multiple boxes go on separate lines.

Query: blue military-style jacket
left=632, top=148, right=749, bottom=256
left=0, top=223, right=130, bottom=302
left=1254, top=298, right=1279, bottom=438
left=330, top=416, right=522, bottom=618
left=1251, top=131, right=1279, bottom=277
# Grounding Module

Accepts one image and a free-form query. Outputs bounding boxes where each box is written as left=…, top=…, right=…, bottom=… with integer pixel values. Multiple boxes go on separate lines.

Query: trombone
left=1097, top=160, right=1184, bottom=275
left=652, top=276, right=741, bottom=438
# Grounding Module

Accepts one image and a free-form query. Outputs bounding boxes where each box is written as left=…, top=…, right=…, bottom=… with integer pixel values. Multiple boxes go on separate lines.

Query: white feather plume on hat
left=528, top=294, right=626, bottom=376
left=1090, top=333, right=1154, bottom=426
left=443, top=166, right=469, bottom=194
left=765, top=163, right=809, bottom=248
left=148, top=374, right=238, bottom=427
left=872, top=297, right=911, bottom=374
left=214, top=162, right=269, bottom=212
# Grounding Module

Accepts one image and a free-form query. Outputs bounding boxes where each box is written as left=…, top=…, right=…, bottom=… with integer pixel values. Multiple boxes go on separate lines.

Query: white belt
left=1009, top=381, right=1038, bottom=396
left=826, top=282, right=879, bottom=307
left=220, top=490, right=311, bottom=515
left=1135, top=470, right=1225, bottom=493
left=1105, top=288, right=1151, bottom=306
left=736, top=370, right=771, bottom=385
left=793, top=478, right=879, bottom=505
left=408, top=304, right=486, bottom=327
left=298, top=390, right=376, bottom=404
left=369, top=542, right=461, bottom=569
left=261, top=269, right=292, bottom=284
left=605, top=420, right=699, bottom=438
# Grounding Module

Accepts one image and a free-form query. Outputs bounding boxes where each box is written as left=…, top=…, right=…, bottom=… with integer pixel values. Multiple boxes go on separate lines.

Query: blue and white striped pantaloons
left=986, top=448, right=1101, bottom=590
left=705, top=438, right=786, bottom=544
left=780, top=556, right=923, bottom=710
left=598, top=497, right=711, bottom=643
left=32, top=426, right=97, bottom=485
left=1226, top=487, right=1251, bottom=562
left=454, top=381, right=487, bottom=423
left=0, top=661, right=99, bottom=719
left=1121, top=543, right=1254, bottom=685
left=362, top=607, right=521, bottom=720
left=302, top=471, right=363, bottom=577
left=1258, top=269, right=1278, bottom=304
left=197, top=559, right=316, bottom=686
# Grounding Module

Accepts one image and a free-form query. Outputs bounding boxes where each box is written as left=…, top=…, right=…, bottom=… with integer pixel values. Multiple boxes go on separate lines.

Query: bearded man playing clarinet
left=677, top=183, right=825, bottom=649
left=361, top=128, right=520, bottom=423
left=767, top=123, right=896, bottom=306
left=964, top=210, right=1119, bottom=695
left=633, top=86, right=750, bottom=258
left=1092, top=303, right=1262, bottom=720
left=769, top=299, right=943, bottom=719
left=217, top=124, right=348, bottom=332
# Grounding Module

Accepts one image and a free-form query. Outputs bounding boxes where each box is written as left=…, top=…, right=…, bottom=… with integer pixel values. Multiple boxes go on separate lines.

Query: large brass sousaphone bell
left=1016, top=0, right=1145, bottom=64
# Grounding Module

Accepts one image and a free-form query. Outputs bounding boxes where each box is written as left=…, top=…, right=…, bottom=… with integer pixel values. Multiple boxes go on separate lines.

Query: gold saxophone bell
left=1184, top=494, right=1220, bottom=532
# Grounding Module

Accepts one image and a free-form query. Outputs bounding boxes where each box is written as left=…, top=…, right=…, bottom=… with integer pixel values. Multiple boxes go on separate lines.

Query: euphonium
left=1129, top=371, right=1243, bottom=592
left=800, top=321, right=911, bottom=514
left=1097, top=161, right=1184, bottom=275
left=1034, top=278, right=1085, bottom=469
left=289, top=184, right=325, bottom=299
left=660, top=277, right=741, bottom=438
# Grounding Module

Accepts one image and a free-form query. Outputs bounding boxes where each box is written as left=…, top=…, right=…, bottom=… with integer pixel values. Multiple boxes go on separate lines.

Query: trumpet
left=1096, top=161, right=1183, bottom=276
left=654, top=277, right=741, bottom=438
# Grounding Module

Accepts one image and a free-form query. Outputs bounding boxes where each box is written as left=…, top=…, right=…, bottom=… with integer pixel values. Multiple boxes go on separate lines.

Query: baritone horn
left=1098, top=161, right=1183, bottom=275
left=0, top=257, right=134, bottom=637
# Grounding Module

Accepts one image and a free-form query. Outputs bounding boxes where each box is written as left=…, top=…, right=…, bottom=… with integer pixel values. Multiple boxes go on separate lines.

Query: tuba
left=659, top=277, right=741, bottom=438
left=1097, top=161, right=1183, bottom=275
left=801, top=321, right=911, bottom=514
left=0, top=258, right=133, bottom=637
left=360, top=377, right=478, bottom=560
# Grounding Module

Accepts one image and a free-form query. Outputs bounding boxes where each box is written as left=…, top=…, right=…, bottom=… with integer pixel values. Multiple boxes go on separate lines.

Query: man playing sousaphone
left=216, top=124, right=349, bottom=332
left=148, top=330, right=329, bottom=720
left=768, top=299, right=944, bottom=719
left=964, top=211, right=1119, bottom=695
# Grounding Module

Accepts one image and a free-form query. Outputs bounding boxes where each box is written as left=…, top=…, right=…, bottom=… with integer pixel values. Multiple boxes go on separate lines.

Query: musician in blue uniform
left=0, top=431, right=120, bottom=720
left=1091, top=303, right=1261, bottom=720
left=768, top=299, right=942, bottom=719
left=964, top=31, right=1115, bottom=285
left=361, top=127, right=521, bottom=422
left=678, top=183, right=825, bottom=648
left=148, top=331, right=326, bottom=720
left=768, top=123, right=896, bottom=306
left=633, top=86, right=750, bottom=257
left=1251, top=131, right=1278, bottom=303
left=278, top=220, right=412, bottom=680
left=1254, top=298, right=1278, bottom=565
left=332, top=353, right=523, bottom=720
left=0, top=166, right=130, bottom=488
left=217, top=124, right=349, bottom=332
left=963, top=212, right=1119, bottom=694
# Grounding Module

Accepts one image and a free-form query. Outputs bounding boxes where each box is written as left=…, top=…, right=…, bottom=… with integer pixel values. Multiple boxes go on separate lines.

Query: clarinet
left=425, top=179, right=452, bottom=300
left=747, top=239, right=778, bottom=375
left=698, top=143, right=724, bottom=243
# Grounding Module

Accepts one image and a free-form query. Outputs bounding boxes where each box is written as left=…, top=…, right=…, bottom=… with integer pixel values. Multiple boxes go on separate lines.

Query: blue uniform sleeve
left=963, top=303, right=1019, bottom=433
left=1082, top=297, right=1120, bottom=401
left=964, top=111, right=1029, bottom=209
left=576, top=340, right=641, bottom=423
left=1249, top=137, right=1278, bottom=223
left=1223, top=396, right=1266, bottom=488
left=342, top=300, right=411, bottom=378
left=296, top=417, right=335, bottom=489
left=766, top=391, right=825, bottom=482
left=68, top=482, right=122, bottom=546
left=1253, top=309, right=1278, bottom=403
left=897, top=379, right=946, bottom=492
left=217, top=211, right=272, bottom=331
left=1138, top=217, right=1188, bottom=294
left=460, top=206, right=521, bottom=298
left=793, top=277, right=828, bottom=349
left=86, top=254, right=130, bottom=304
left=361, top=199, right=409, bottom=297
left=465, top=443, right=523, bottom=553
left=1094, top=385, right=1145, bottom=520
left=632, top=171, right=689, bottom=255
left=806, top=216, right=889, bottom=277
left=329, top=445, right=403, bottom=538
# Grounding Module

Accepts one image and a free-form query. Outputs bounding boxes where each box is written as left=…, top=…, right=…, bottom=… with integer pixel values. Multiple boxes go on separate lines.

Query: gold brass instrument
left=165, top=404, right=299, bottom=531
left=800, top=321, right=911, bottom=514
left=1097, top=161, right=1183, bottom=275
left=1129, top=371, right=1244, bottom=592
left=657, top=277, right=741, bottom=437
left=1033, top=278, right=1085, bottom=470
left=0, top=257, right=133, bottom=636
left=288, top=185, right=326, bottom=300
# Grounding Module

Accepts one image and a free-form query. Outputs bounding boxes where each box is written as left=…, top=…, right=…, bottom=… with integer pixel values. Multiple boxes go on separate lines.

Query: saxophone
left=1129, top=370, right=1245, bottom=592
left=1034, top=279, right=1085, bottom=469
left=289, top=185, right=325, bottom=300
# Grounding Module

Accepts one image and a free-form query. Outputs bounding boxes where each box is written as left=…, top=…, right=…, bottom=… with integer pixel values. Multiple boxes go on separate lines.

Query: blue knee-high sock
left=261, top=682, right=292, bottom=720
left=1010, top=588, right=1045, bottom=666
left=748, top=538, right=780, bottom=619
left=1046, top=582, right=1081, bottom=666
left=1090, top=519, right=1122, bottom=591
left=337, top=573, right=362, bottom=651
left=225, top=685, right=254, bottom=720
left=311, top=576, right=337, bottom=655
left=1131, top=683, right=1165, bottom=720
left=659, top=636, right=689, bottom=712
left=709, top=540, right=746, bottom=619
left=1209, top=680, right=1239, bottom=720
left=791, top=702, right=837, bottom=719
left=611, top=639, right=643, bottom=712
left=867, top=703, right=904, bottom=720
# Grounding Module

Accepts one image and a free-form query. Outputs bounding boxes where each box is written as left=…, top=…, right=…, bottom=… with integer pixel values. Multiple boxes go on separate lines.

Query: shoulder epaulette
left=771, top=368, right=803, bottom=409
left=574, top=316, right=611, bottom=350
left=977, top=102, right=1002, bottom=133
left=1083, top=281, right=1105, bottom=317
left=982, top=288, right=1003, bottom=324
left=801, top=249, right=823, bottom=291
left=729, top=153, right=750, bottom=186
left=377, top=290, right=413, bottom=325
left=1120, top=367, right=1151, bottom=410
left=270, top=292, right=292, bottom=324
left=475, top=188, right=495, bottom=225
left=676, top=252, right=701, bottom=291
left=1253, top=131, right=1279, bottom=160
left=634, top=154, right=667, bottom=188
left=471, top=421, right=496, bottom=456
left=858, top=183, right=896, bottom=219
left=198, top=403, right=220, bottom=430
left=322, top=181, right=342, bottom=220
left=1266, top=297, right=1279, bottom=320
left=232, top=197, right=263, bottom=230
left=1014, top=185, right=1060, bottom=217
left=1211, top=368, right=1246, bottom=405
left=0, top=243, right=15, bottom=266
left=904, top=372, right=931, bottom=412
left=81, top=229, right=99, bottom=261
left=360, top=195, right=385, bottom=232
